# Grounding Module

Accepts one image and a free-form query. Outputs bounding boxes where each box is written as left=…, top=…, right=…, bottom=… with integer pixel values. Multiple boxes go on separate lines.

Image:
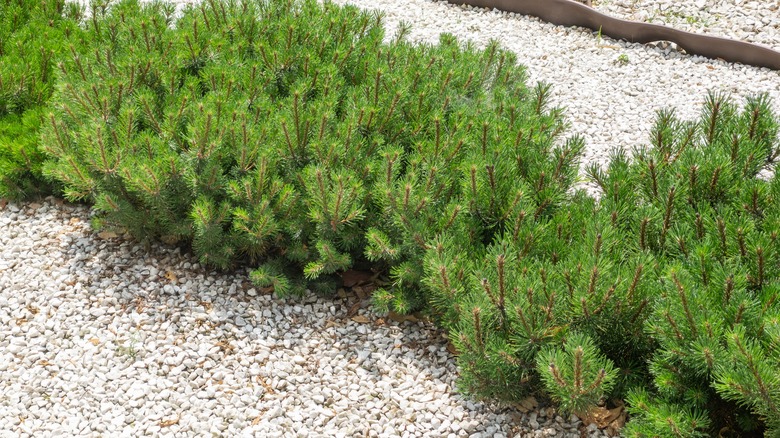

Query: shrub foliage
left=40, top=0, right=580, bottom=306
left=0, top=0, right=85, bottom=198
left=3, top=0, right=780, bottom=435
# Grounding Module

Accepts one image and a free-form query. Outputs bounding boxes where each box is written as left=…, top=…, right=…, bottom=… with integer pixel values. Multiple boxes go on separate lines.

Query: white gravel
left=595, top=0, right=780, bottom=45
left=0, top=199, right=578, bottom=437
left=2, top=0, right=780, bottom=436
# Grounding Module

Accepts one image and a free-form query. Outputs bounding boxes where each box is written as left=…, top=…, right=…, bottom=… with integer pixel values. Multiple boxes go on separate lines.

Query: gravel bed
left=0, top=199, right=583, bottom=437
left=2, top=0, right=780, bottom=436
left=594, top=0, right=780, bottom=45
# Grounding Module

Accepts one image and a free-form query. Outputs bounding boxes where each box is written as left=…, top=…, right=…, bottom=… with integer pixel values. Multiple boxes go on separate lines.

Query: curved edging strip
left=446, top=0, right=780, bottom=71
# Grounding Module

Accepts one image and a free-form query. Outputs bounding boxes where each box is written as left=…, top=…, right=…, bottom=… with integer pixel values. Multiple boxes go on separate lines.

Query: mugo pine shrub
left=423, top=92, right=780, bottom=436
left=599, top=93, right=780, bottom=437
left=0, top=0, right=86, bottom=199
left=40, top=0, right=582, bottom=309
left=422, top=86, right=780, bottom=434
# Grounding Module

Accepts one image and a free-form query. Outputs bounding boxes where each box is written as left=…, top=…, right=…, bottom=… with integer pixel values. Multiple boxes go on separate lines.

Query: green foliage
left=588, top=92, right=780, bottom=435
left=0, top=109, right=55, bottom=197
left=536, top=331, right=618, bottom=416
left=40, top=0, right=577, bottom=308
left=714, top=324, right=780, bottom=434
left=0, top=0, right=85, bottom=199
left=424, top=91, right=780, bottom=434
left=5, top=0, right=779, bottom=433
left=622, top=388, right=711, bottom=437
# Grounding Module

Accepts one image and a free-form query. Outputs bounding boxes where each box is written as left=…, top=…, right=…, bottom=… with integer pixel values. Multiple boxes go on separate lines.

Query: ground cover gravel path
left=2, top=0, right=779, bottom=436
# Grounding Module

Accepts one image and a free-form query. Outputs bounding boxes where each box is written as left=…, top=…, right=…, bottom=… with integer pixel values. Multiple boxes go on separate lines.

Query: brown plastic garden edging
left=445, top=0, right=780, bottom=71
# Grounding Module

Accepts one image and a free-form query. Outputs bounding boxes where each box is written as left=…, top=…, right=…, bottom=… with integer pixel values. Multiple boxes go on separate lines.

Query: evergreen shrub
left=597, top=93, right=780, bottom=437
left=40, top=0, right=581, bottom=306
left=0, top=0, right=85, bottom=199
left=18, top=0, right=780, bottom=434
left=424, top=92, right=780, bottom=435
